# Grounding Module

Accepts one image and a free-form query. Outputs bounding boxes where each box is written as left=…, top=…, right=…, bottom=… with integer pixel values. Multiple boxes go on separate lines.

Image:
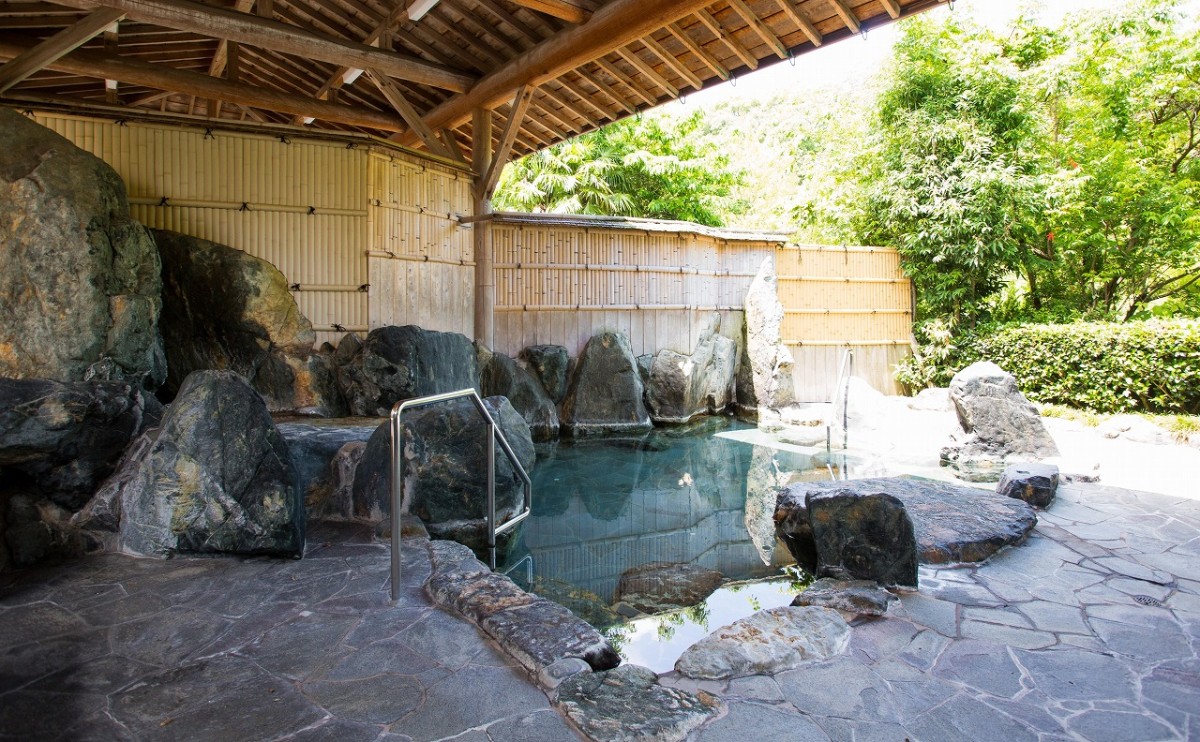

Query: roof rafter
left=49, top=0, right=474, bottom=91
left=0, top=8, right=124, bottom=93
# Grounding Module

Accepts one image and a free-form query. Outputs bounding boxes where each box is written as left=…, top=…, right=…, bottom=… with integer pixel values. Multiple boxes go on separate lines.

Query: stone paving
left=0, top=523, right=577, bottom=741
left=663, top=480, right=1200, bottom=741
left=2, top=480, right=1200, bottom=740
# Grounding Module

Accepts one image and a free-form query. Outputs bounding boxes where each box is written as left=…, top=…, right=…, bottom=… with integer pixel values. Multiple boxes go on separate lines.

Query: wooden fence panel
left=777, top=245, right=914, bottom=400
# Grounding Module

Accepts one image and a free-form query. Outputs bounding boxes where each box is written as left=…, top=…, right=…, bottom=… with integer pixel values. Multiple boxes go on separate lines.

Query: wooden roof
left=0, top=0, right=943, bottom=165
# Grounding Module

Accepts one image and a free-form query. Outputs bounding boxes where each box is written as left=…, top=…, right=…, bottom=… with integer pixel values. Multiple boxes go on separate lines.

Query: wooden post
left=472, top=107, right=495, bottom=350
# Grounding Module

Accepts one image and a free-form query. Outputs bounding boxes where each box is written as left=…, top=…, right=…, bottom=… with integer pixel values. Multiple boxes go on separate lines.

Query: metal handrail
left=825, top=348, right=855, bottom=460
left=389, top=388, right=533, bottom=602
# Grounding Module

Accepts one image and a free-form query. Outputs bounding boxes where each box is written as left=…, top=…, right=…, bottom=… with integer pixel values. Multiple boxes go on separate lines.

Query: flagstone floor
left=1, top=480, right=1198, bottom=741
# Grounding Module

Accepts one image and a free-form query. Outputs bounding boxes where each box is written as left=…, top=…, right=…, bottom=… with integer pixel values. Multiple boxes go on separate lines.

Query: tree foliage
left=799, top=0, right=1200, bottom=327
left=493, top=113, right=743, bottom=226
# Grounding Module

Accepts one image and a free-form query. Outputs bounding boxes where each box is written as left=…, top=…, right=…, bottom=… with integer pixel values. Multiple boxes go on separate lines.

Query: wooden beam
left=726, top=0, right=787, bottom=60
left=208, top=0, right=253, bottom=77
left=540, top=82, right=599, bottom=127
left=509, top=0, right=589, bottom=24
left=667, top=21, right=728, bottom=80
left=472, top=107, right=494, bottom=348
left=439, top=128, right=465, bottom=161
left=557, top=74, right=617, bottom=119
left=615, top=46, right=678, bottom=97
left=0, top=8, right=124, bottom=94
left=366, top=69, right=452, bottom=157
left=53, top=0, right=474, bottom=92
left=103, top=17, right=119, bottom=102
left=695, top=9, right=758, bottom=71
left=879, top=0, right=901, bottom=20
left=775, top=0, right=821, bottom=47
left=297, top=4, right=408, bottom=125
left=396, top=0, right=721, bottom=146
left=640, top=34, right=702, bottom=90
left=483, top=85, right=532, bottom=198
left=829, top=0, right=860, bottom=34
left=0, top=38, right=410, bottom=130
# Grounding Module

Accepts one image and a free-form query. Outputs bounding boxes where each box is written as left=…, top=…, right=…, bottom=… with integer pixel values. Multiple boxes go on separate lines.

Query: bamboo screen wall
left=489, top=215, right=779, bottom=359
left=366, top=152, right=474, bottom=337
left=30, top=112, right=472, bottom=348
left=777, top=245, right=915, bottom=399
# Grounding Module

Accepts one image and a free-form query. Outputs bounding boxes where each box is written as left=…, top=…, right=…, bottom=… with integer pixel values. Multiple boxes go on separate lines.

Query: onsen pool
left=494, top=416, right=871, bottom=670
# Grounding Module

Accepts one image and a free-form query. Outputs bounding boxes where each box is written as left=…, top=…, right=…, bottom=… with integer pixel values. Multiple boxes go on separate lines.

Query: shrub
left=965, top=320, right=1200, bottom=414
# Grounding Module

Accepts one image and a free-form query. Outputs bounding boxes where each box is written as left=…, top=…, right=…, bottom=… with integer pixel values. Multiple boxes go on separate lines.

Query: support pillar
left=472, top=107, right=494, bottom=349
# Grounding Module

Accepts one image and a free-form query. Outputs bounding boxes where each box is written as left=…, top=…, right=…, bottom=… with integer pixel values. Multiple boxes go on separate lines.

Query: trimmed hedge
left=966, top=320, right=1200, bottom=414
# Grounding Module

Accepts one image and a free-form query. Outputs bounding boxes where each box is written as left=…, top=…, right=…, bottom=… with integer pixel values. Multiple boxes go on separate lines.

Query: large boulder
left=91, top=370, right=304, bottom=557
left=561, top=331, right=652, bottom=436
left=645, top=314, right=738, bottom=424
left=480, top=350, right=559, bottom=442
left=736, top=257, right=795, bottom=419
left=0, top=378, right=162, bottom=511
left=352, top=395, right=534, bottom=553
left=0, top=109, right=165, bottom=388
left=806, top=487, right=918, bottom=588
left=154, top=229, right=343, bottom=415
left=337, top=325, right=478, bottom=417
left=520, top=344, right=570, bottom=404
left=940, top=361, right=1060, bottom=481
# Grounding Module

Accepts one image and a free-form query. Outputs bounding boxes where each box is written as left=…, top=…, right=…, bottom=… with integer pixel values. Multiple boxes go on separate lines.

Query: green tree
left=1037, top=3, right=1200, bottom=319
left=494, top=113, right=743, bottom=226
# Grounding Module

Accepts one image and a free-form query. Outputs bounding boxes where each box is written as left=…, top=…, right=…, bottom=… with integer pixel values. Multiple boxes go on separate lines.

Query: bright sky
left=684, top=0, right=1199, bottom=108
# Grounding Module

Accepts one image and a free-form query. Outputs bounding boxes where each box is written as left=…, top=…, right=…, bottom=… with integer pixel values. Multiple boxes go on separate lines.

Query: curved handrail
left=389, top=388, right=533, bottom=602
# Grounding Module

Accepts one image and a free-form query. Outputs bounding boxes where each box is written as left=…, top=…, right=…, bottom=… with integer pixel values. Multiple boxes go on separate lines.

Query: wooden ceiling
left=0, top=0, right=944, bottom=164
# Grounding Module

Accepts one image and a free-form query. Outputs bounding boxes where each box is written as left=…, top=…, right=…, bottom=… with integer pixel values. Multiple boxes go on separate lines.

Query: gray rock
left=674, top=605, right=850, bottom=680
left=341, top=325, right=478, bottom=417
left=613, top=562, right=725, bottom=614
left=646, top=314, right=738, bottom=424
left=481, top=351, right=559, bottom=442
left=479, top=598, right=621, bottom=673
left=4, top=492, right=77, bottom=567
left=556, top=664, right=723, bottom=742
left=792, top=578, right=897, bottom=616
left=940, top=362, right=1059, bottom=481
left=735, top=257, right=795, bottom=419
left=519, top=344, right=570, bottom=404
left=0, top=378, right=162, bottom=511
left=807, top=487, right=918, bottom=587
left=154, top=229, right=343, bottom=414
left=997, top=463, right=1059, bottom=508
left=561, top=331, right=652, bottom=436
left=0, top=109, right=165, bottom=388
left=908, top=387, right=953, bottom=411
left=778, top=477, right=1037, bottom=566
left=276, top=422, right=376, bottom=520
left=537, top=658, right=591, bottom=691
left=351, top=396, right=533, bottom=554
left=106, top=370, right=304, bottom=557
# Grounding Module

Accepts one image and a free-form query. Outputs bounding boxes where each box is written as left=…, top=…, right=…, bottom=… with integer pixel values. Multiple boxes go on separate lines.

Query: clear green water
left=496, top=416, right=857, bottom=672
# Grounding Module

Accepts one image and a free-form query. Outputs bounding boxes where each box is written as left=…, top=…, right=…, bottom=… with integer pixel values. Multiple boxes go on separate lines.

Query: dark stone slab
left=997, top=463, right=1059, bottom=508
left=807, top=488, right=918, bottom=587
left=556, top=664, right=723, bottom=741
left=778, top=477, right=1037, bottom=566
